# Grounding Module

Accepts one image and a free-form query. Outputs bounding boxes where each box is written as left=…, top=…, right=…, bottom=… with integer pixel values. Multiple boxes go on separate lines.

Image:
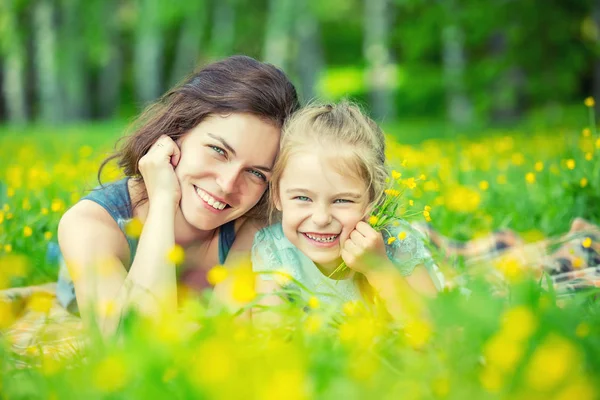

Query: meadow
left=0, top=101, right=599, bottom=399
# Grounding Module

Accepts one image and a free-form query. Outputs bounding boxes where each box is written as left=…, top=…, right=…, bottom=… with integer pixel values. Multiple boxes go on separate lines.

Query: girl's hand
left=138, top=135, right=182, bottom=206
left=341, top=221, right=388, bottom=275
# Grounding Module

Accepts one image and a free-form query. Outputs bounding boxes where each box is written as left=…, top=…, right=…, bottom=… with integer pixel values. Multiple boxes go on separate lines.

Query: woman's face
left=175, top=113, right=280, bottom=231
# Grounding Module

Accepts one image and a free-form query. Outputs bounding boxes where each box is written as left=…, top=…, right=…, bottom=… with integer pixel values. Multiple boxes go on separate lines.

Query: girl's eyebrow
left=334, top=192, right=363, bottom=199
left=286, top=188, right=313, bottom=195
left=208, top=132, right=272, bottom=172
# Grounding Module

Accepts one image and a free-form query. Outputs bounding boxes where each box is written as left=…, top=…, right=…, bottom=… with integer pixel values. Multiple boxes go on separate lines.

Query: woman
left=57, top=55, right=299, bottom=334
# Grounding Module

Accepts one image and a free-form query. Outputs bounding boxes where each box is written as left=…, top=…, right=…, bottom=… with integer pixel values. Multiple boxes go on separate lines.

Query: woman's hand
left=341, top=221, right=389, bottom=275
left=138, top=135, right=182, bottom=206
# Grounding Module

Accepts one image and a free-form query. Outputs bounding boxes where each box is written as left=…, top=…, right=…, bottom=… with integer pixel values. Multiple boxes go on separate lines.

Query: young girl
left=251, top=102, right=442, bottom=320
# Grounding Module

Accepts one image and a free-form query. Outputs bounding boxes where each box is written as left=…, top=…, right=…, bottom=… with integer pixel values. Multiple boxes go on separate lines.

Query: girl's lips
left=301, top=232, right=340, bottom=248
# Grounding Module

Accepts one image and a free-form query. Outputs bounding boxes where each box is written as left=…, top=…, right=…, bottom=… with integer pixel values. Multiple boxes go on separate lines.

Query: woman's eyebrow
left=207, top=133, right=236, bottom=156
left=208, top=132, right=272, bottom=173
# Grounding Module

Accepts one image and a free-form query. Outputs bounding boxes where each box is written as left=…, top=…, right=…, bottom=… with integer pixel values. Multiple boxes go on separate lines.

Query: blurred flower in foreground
left=584, top=97, right=595, bottom=107
left=525, top=334, right=580, bottom=391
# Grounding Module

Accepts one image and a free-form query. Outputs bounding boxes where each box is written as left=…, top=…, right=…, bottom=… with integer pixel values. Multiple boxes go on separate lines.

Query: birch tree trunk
left=263, top=0, right=295, bottom=70
left=33, top=0, right=62, bottom=123
left=60, top=0, right=90, bottom=120
left=210, top=0, right=235, bottom=58
left=0, top=0, right=27, bottom=123
left=441, top=19, right=472, bottom=126
left=170, top=0, right=207, bottom=86
left=133, top=0, right=164, bottom=106
left=295, top=1, right=324, bottom=102
left=364, top=0, right=395, bottom=121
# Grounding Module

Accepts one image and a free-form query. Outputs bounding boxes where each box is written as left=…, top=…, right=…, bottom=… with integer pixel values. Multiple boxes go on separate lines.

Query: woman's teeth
left=305, top=233, right=338, bottom=243
left=195, top=187, right=227, bottom=210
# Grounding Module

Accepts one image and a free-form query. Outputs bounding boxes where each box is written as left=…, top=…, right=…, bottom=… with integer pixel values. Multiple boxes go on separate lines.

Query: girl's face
left=175, top=113, right=280, bottom=231
left=276, top=149, right=370, bottom=272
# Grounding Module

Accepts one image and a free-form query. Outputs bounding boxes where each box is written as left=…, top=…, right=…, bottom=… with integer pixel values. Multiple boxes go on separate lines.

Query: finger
left=170, top=140, right=181, bottom=167
left=349, top=230, right=368, bottom=248
left=355, top=220, right=374, bottom=234
left=343, top=238, right=360, bottom=255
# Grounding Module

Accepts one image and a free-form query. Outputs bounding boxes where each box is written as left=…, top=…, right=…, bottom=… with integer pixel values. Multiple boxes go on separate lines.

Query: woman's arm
left=59, top=136, right=182, bottom=336
left=58, top=196, right=178, bottom=335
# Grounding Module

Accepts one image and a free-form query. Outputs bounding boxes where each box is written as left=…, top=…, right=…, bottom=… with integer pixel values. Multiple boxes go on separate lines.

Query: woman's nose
left=216, top=166, right=241, bottom=194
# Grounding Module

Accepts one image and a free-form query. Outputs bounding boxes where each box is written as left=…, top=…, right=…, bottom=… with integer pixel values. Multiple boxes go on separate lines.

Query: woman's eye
left=294, top=196, right=311, bottom=202
left=210, top=145, right=226, bottom=157
left=248, top=169, right=267, bottom=182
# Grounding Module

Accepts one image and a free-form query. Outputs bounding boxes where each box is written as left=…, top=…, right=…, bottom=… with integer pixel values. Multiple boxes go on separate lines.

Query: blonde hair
left=270, top=101, right=388, bottom=216
left=269, top=101, right=389, bottom=304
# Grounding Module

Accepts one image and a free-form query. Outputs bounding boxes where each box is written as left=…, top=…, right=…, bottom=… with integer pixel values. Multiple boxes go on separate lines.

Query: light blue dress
left=251, top=221, right=444, bottom=305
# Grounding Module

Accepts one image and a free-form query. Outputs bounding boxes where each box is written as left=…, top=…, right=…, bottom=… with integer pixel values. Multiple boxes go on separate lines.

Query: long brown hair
left=99, top=55, right=299, bottom=219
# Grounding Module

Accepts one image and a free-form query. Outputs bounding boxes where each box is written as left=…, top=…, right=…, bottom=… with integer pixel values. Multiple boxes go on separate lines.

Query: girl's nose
left=312, top=206, right=332, bottom=227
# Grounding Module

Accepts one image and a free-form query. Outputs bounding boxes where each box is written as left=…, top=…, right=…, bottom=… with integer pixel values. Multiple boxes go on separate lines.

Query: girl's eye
left=334, top=199, right=353, bottom=204
left=210, top=145, right=226, bottom=157
left=248, top=169, right=267, bottom=182
left=293, top=196, right=311, bottom=202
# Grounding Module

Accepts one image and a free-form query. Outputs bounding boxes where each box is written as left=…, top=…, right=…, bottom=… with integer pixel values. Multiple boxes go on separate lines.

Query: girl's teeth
left=208, top=198, right=215, bottom=206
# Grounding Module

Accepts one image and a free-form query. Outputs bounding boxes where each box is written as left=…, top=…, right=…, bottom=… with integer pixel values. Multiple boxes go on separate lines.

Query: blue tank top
left=56, top=178, right=236, bottom=311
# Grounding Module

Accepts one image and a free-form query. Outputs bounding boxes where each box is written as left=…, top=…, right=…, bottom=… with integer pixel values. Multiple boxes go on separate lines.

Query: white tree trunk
left=170, top=1, right=207, bottom=86
left=263, top=0, right=295, bottom=70
left=295, top=2, right=324, bottom=102
left=442, top=23, right=472, bottom=125
left=133, top=0, right=164, bottom=106
left=364, top=0, right=395, bottom=121
left=33, top=0, right=62, bottom=123
left=210, top=0, right=235, bottom=59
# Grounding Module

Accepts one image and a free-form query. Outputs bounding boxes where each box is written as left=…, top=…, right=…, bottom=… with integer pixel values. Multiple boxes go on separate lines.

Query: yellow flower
left=307, top=296, right=320, bottom=309
left=566, top=159, right=576, bottom=170
left=445, top=185, right=481, bottom=213
left=398, top=231, right=407, bottom=240
left=573, top=257, right=583, bottom=269
left=391, top=170, right=402, bottom=180
left=387, top=237, right=396, bottom=245
left=41, top=207, right=49, bottom=215
left=525, top=334, right=580, bottom=391
left=273, top=269, right=293, bottom=286
left=7, top=188, right=15, bottom=197
left=304, top=314, right=323, bottom=334
left=580, top=177, right=589, bottom=188
left=403, top=319, right=432, bottom=349
left=2, top=204, right=9, bottom=212
left=501, top=306, right=537, bottom=341
left=479, top=366, right=503, bottom=393
left=384, top=189, right=400, bottom=197
left=368, top=215, right=379, bottom=226
left=585, top=152, right=593, bottom=161
left=584, top=97, right=595, bottom=107
left=575, top=322, right=590, bottom=338
left=4, top=244, right=12, bottom=253
left=419, top=174, right=426, bottom=180
left=424, top=205, right=431, bottom=212
left=124, top=218, right=144, bottom=239
left=484, top=333, right=524, bottom=372
left=403, top=177, right=417, bottom=189
left=207, top=265, right=228, bottom=285
left=0, top=211, right=3, bottom=224
left=479, top=180, right=489, bottom=191
left=596, top=138, right=600, bottom=149
left=409, top=199, right=414, bottom=206
left=582, top=127, right=592, bottom=137
left=534, top=161, right=544, bottom=172
left=23, top=226, right=33, bottom=237
left=582, top=237, right=592, bottom=248
left=44, top=232, right=53, bottom=241
left=93, top=355, right=130, bottom=393
left=22, top=198, right=31, bottom=211
left=28, top=293, right=54, bottom=314
left=167, top=245, right=185, bottom=265
left=525, top=172, right=536, bottom=184
left=51, top=198, right=65, bottom=213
